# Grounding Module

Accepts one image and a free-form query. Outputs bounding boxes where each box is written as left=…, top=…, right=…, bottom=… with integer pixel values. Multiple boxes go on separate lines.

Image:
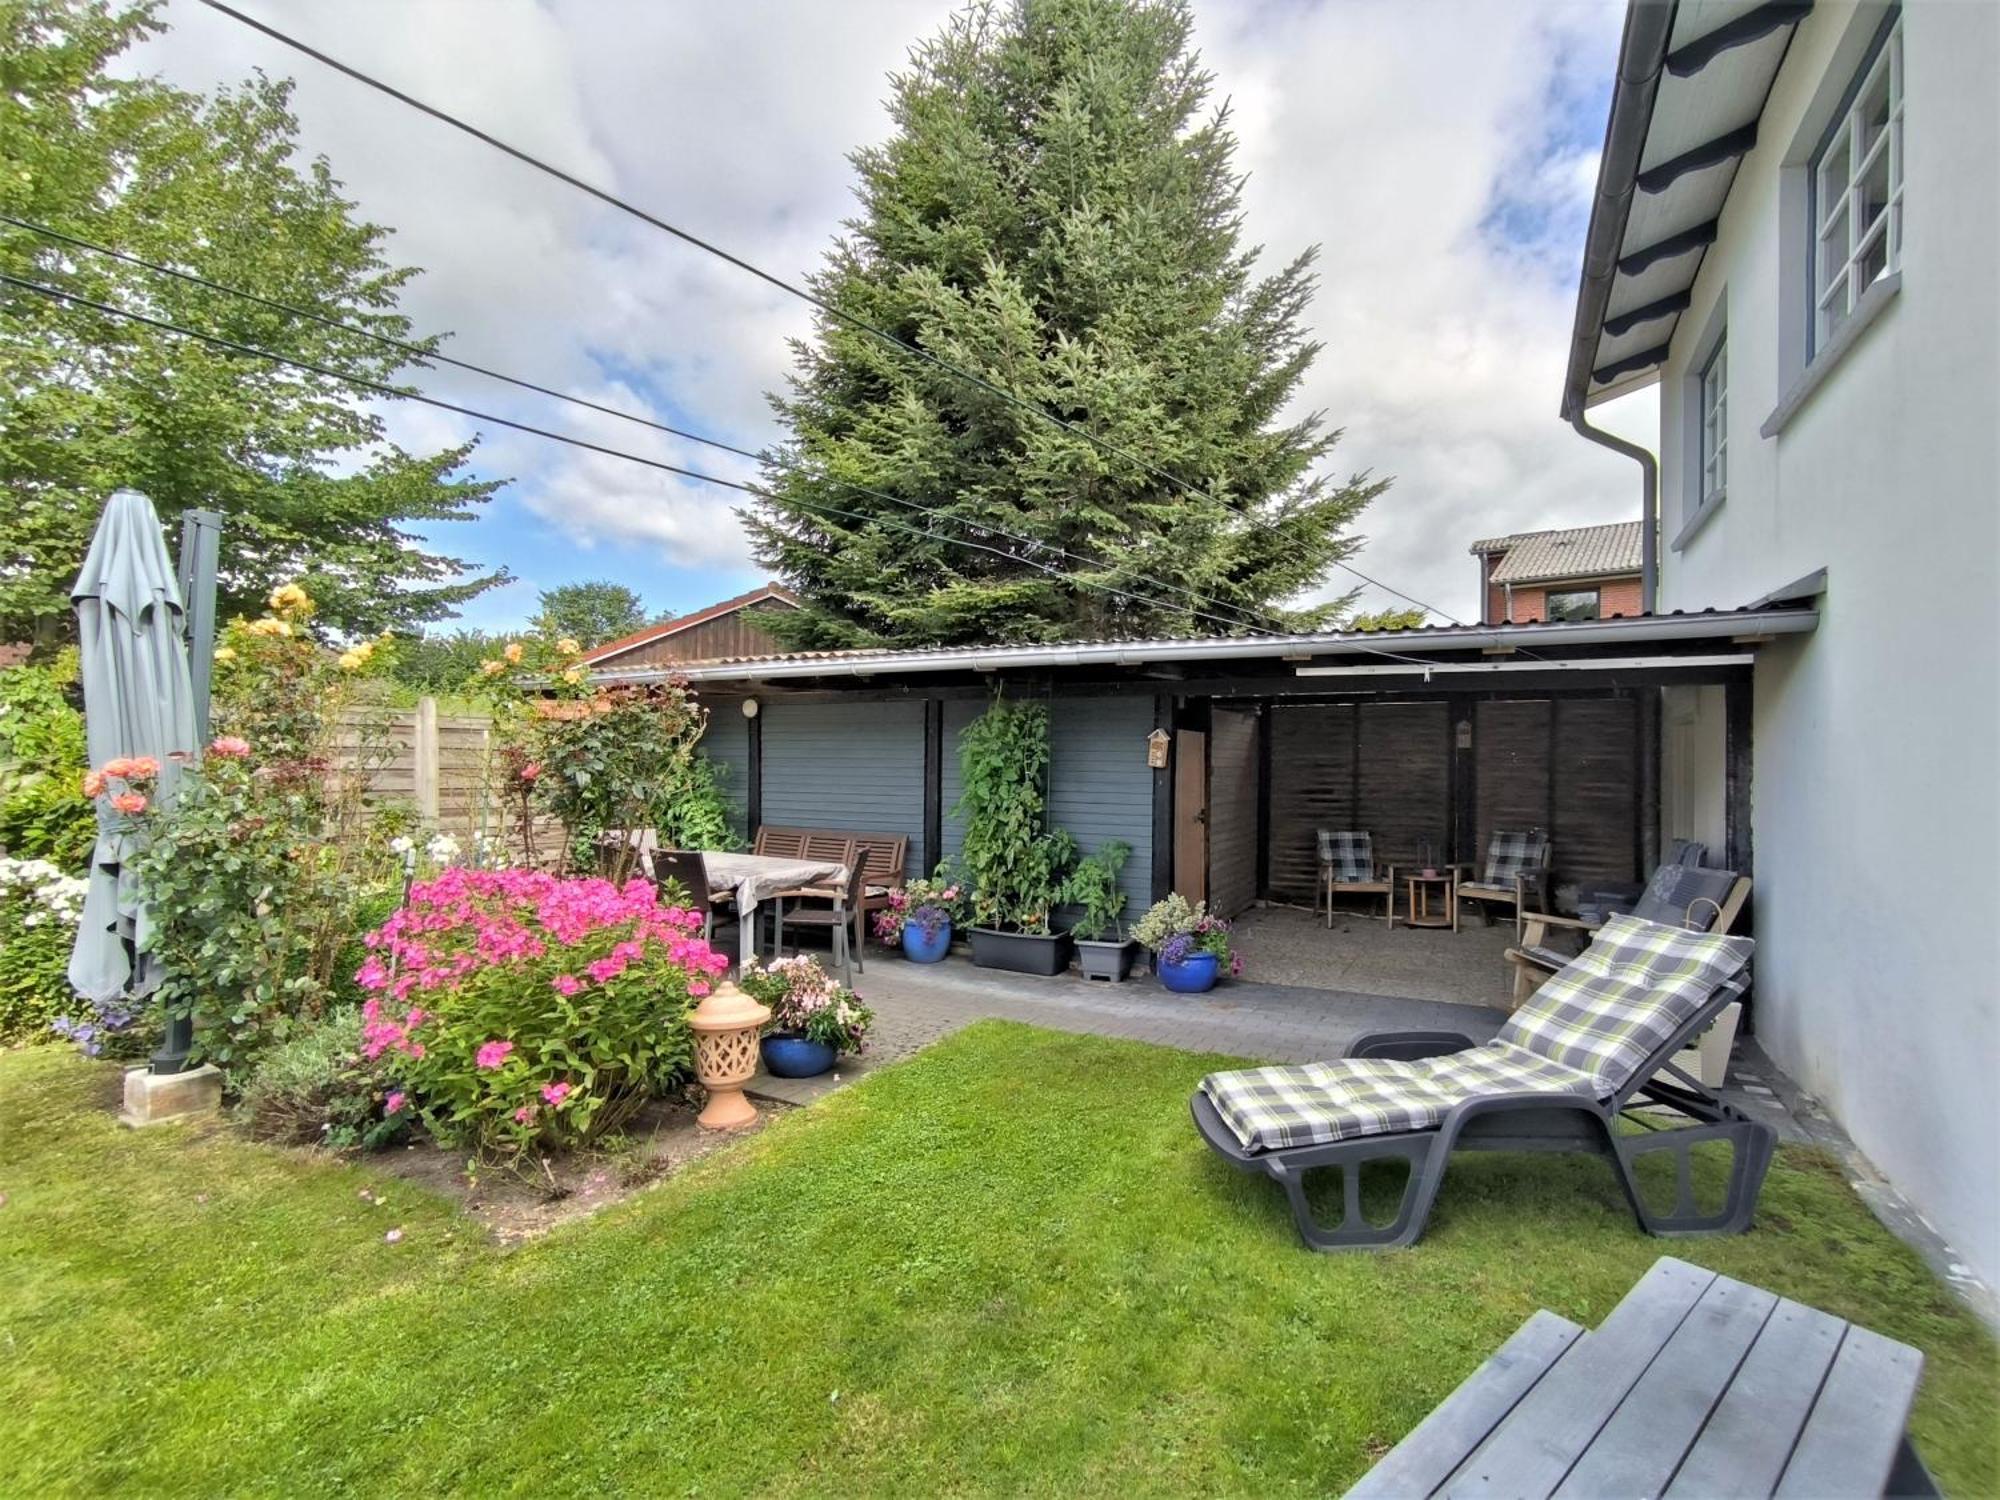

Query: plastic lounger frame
left=1189, top=992, right=1776, bottom=1252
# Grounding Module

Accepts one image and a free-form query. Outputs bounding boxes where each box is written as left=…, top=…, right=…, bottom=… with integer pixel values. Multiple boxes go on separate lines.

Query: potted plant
left=955, top=700, right=1078, bottom=977
left=1133, top=893, right=1241, bottom=994
left=739, top=956, right=873, bottom=1079
left=1062, top=839, right=1139, bottom=981
left=871, top=870, right=966, bottom=964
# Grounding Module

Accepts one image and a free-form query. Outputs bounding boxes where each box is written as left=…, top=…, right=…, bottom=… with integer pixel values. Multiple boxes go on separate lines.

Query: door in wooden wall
left=1207, top=708, right=1259, bottom=918
left=1173, top=728, right=1207, bottom=904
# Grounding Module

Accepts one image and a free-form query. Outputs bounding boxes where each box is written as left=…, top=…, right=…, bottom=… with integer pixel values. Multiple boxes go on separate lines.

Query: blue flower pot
left=1158, top=951, right=1220, bottom=993
left=902, top=919, right=952, bottom=964
left=760, top=1033, right=838, bottom=1078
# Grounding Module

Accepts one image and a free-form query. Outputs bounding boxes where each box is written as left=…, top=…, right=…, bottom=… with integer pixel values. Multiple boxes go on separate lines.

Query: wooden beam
left=921, top=697, right=943, bottom=876
left=746, top=708, right=763, bottom=835
left=1593, top=341, right=1674, bottom=385
left=1635, top=122, right=1758, bottom=194
left=1665, top=1, right=1810, bottom=77
left=1617, top=220, right=1718, bottom=276
left=1602, top=289, right=1693, bottom=338
left=1151, top=692, right=1175, bottom=904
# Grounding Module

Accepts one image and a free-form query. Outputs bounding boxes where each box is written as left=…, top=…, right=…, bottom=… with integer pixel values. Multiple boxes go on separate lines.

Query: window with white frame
left=1811, top=13, right=1903, bottom=351
left=1699, top=336, right=1727, bottom=505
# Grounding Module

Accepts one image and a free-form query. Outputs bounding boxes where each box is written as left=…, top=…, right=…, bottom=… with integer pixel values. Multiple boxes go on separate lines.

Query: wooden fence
left=331, top=698, right=554, bottom=860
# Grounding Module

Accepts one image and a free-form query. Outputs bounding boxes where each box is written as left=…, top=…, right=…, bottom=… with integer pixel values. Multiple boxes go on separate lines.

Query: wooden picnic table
left=1347, top=1255, right=1934, bottom=1499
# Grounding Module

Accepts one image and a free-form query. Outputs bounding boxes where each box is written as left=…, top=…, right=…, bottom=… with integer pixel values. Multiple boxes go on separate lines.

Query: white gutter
left=593, top=608, right=1815, bottom=685
left=1296, top=653, right=1753, bottom=679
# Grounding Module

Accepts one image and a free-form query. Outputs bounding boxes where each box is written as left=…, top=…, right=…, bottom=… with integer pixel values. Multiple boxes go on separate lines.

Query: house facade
left=1564, top=1, right=1999, bottom=1288
left=1470, top=522, right=1644, bottom=625
left=581, top=584, right=799, bottom=671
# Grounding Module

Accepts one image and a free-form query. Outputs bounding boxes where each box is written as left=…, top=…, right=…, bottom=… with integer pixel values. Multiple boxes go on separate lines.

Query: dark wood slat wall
left=1207, top=707, right=1260, bottom=918
left=1357, top=702, right=1452, bottom=867
left=1552, top=698, right=1642, bottom=891
left=1266, top=694, right=1643, bottom=906
left=1267, top=704, right=1358, bottom=898
left=1475, top=700, right=1553, bottom=859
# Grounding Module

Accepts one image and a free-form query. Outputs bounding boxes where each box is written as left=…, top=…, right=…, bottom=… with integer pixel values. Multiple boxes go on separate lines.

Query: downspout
left=1568, top=413, right=1658, bottom=612
left=1559, top=0, right=1675, bottom=615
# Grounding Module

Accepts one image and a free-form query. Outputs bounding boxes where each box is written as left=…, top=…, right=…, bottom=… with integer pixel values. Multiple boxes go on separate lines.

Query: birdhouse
left=1146, top=728, right=1172, bottom=769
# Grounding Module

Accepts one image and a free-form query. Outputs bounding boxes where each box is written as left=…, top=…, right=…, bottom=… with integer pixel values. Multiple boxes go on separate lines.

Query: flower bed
left=357, top=867, right=729, bottom=1154
left=0, top=857, right=87, bottom=1043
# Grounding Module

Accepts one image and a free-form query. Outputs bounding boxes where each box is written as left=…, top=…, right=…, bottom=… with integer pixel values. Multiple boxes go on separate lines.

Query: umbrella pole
left=149, top=509, right=222, bottom=1077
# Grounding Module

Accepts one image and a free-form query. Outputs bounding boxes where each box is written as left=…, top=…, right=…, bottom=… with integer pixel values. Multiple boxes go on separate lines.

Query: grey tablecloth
left=699, top=851, right=848, bottom=965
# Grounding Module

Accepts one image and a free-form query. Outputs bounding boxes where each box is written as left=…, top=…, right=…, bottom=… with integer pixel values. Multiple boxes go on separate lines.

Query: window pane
left=1545, top=591, right=1600, bottom=622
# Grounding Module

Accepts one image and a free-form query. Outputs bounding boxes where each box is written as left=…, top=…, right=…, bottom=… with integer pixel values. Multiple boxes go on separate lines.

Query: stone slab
left=119, top=1064, right=223, bottom=1127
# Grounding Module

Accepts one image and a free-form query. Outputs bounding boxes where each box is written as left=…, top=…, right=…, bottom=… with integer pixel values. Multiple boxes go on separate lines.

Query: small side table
left=1402, top=871, right=1457, bottom=931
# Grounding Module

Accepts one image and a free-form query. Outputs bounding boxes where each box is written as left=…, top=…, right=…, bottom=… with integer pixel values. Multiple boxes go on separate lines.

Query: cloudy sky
left=140, top=0, right=1656, bottom=632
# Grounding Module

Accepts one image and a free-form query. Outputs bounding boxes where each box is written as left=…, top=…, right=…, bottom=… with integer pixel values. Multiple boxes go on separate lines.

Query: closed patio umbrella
left=66, top=490, right=202, bottom=1051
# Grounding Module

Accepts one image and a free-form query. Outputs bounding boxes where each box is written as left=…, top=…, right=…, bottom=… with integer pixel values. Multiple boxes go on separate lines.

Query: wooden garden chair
left=1315, top=829, right=1395, bottom=927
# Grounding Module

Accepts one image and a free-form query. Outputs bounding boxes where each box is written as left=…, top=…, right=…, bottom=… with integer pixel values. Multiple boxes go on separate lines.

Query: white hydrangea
left=0, top=857, right=88, bottom=928
left=387, top=835, right=415, bottom=856
left=425, top=832, right=461, bottom=865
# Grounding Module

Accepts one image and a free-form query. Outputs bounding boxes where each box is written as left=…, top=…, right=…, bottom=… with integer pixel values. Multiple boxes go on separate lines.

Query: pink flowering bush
left=357, top=866, right=728, bottom=1154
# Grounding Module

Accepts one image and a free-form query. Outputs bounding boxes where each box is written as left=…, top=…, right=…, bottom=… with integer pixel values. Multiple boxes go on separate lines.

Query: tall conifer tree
left=751, top=0, right=1387, bottom=647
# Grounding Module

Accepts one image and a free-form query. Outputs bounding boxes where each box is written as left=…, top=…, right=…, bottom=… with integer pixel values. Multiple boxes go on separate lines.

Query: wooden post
left=921, top=698, right=943, bottom=877
left=413, top=695, right=440, bottom=824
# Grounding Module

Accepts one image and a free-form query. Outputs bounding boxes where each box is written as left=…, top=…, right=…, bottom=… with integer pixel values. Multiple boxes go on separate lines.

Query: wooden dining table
left=697, top=849, right=850, bottom=968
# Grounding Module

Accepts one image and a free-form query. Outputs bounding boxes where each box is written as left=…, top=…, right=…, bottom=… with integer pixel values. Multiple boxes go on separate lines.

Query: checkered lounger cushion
left=1500, top=912, right=1753, bottom=1095
left=1200, top=1043, right=1595, bottom=1152
left=1481, top=829, right=1549, bottom=885
left=1199, top=914, right=1755, bottom=1153
left=1317, top=830, right=1375, bottom=883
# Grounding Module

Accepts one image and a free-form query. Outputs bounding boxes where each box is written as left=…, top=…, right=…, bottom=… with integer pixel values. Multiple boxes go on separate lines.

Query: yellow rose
left=246, top=617, right=292, bottom=638
left=337, top=650, right=365, bottom=672
left=503, top=641, right=524, bottom=664
left=348, top=639, right=375, bottom=662
left=268, top=583, right=313, bottom=617
left=563, top=667, right=586, bottom=684
left=556, top=637, right=582, bottom=656
left=480, top=659, right=506, bottom=677
left=212, top=646, right=237, bottom=663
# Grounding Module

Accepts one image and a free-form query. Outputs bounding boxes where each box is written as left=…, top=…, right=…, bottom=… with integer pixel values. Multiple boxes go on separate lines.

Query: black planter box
left=1075, top=937, right=1140, bottom=982
left=969, top=927, right=1075, bottom=976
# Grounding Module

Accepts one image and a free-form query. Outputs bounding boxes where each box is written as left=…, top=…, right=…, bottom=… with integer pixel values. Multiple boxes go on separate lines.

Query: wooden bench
left=752, top=826, right=908, bottom=953
left=1347, top=1255, right=1936, bottom=1499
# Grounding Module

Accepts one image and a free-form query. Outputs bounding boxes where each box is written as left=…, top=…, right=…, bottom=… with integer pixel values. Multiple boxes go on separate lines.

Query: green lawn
left=1, top=1025, right=1994, bottom=1496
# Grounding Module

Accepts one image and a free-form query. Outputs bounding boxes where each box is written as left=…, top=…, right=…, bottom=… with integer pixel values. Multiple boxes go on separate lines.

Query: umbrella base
left=119, top=1064, right=222, bottom=1128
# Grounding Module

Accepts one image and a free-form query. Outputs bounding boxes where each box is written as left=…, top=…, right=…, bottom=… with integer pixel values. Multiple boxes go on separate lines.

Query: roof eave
left=595, top=608, right=1818, bottom=687
left=1561, top=1, right=1678, bottom=420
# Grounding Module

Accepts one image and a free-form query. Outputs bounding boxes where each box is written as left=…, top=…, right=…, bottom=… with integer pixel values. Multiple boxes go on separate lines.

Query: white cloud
left=137, top=0, right=1659, bottom=622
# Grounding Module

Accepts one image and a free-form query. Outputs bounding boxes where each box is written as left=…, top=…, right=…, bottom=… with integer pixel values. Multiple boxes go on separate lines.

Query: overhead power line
left=192, top=0, right=1461, bottom=626
left=0, top=271, right=1323, bottom=640
left=1, top=211, right=1292, bottom=638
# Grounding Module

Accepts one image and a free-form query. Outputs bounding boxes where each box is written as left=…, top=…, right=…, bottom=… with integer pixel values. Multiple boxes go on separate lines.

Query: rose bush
left=356, top=867, right=729, bottom=1155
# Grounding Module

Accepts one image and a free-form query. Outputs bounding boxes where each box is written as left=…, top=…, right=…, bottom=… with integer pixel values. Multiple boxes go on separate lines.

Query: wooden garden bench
left=752, top=825, right=908, bottom=953
left=1346, top=1255, right=1936, bottom=1498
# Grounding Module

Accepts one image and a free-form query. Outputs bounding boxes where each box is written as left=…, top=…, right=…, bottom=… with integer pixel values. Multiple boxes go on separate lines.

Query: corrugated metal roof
left=1472, top=521, right=1644, bottom=585
left=590, top=603, right=1816, bottom=685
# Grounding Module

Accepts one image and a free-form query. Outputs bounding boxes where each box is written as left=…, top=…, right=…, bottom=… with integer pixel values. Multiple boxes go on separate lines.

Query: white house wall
left=1655, top=1, right=2000, bottom=1284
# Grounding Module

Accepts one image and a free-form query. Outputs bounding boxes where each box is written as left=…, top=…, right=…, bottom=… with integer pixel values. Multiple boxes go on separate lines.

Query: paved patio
left=1229, top=903, right=1519, bottom=1008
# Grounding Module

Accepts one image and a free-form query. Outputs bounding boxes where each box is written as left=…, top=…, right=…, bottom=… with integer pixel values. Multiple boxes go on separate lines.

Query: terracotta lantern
left=688, top=980, right=771, bottom=1130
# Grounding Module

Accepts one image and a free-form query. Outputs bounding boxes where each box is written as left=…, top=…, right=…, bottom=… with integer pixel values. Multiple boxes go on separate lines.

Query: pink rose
left=513, top=1106, right=535, bottom=1125
left=475, top=1039, right=514, bottom=1070
left=520, top=761, right=542, bottom=782
left=81, top=769, right=107, bottom=798
left=209, top=735, right=252, bottom=758
left=110, top=792, right=148, bottom=815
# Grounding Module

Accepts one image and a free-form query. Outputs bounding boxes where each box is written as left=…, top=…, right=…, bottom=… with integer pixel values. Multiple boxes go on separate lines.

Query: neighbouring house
left=1562, top=2, right=1998, bottom=1289
left=1470, top=522, right=1644, bottom=624
left=580, top=584, right=799, bottom=670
